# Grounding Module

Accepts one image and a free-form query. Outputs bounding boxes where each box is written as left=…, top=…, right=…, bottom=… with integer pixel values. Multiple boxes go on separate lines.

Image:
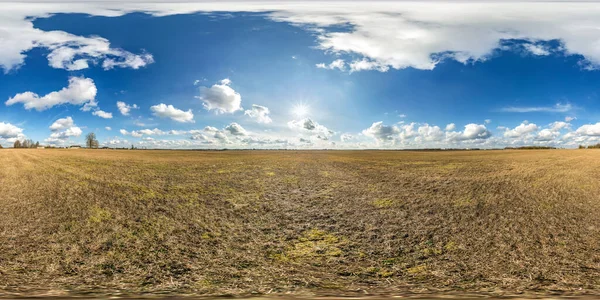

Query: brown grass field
left=1, top=149, right=600, bottom=298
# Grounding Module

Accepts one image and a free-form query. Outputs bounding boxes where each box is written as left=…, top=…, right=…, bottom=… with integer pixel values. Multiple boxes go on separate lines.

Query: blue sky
left=2, top=2, right=600, bottom=148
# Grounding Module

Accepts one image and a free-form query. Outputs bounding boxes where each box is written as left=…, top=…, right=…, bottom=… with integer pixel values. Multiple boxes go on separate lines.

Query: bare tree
left=86, top=132, right=99, bottom=149
left=13, top=140, right=21, bottom=148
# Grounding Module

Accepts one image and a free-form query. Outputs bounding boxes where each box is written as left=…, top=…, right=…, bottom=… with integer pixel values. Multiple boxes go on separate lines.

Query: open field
left=1, top=149, right=600, bottom=298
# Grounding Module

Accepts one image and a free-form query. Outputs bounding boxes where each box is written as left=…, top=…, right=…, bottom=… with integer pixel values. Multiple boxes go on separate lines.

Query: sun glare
left=292, top=103, right=310, bottom=117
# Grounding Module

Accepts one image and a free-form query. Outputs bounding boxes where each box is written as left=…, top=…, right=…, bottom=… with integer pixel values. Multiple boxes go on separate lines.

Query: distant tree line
left=13, top=139, right=40, bottom=148
left=8, top=132, right=100, bottom=149
left=504, top=146, right=556, bottom=150
left=580, top=143, right=600, bottom=149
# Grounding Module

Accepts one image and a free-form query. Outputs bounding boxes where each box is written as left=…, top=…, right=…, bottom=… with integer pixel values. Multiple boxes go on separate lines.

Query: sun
left=292, top=103, right=310, bottom=117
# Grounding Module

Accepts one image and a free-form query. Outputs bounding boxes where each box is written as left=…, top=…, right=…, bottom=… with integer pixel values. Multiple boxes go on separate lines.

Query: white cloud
left=198, top=78, right=242, bottom=114
left=105, top=126, right=112, bottom=131
left=224, top=122, right=247, bottom=136
left=500, top=103, right=572, bottom=113
left=46, top=116, right=82, bottom=143
left=269, top=2, right=600, bottom=72
left=523, top=43, right=550, bottom=56
left=565, top=116, right=576, bottom=122
left=49, top=117, right=74, bottom=131
left=6, top=77, right=97, bottom=111
left=348, top=59, right=389, bottom=72
left=190, top=133, right=212, bottom=142
left=117, top=101, right=138, bottom=116
left=576, top=123, right=600, bottom=136
left=447, top=124, right=492, bottom=141
left=316, top=59, right=345, bottom=71
left=0, top=5, right=154, bottom=72
left=204, top=126, right=219, bottom=133
left=49, top=126, right=82, bottom=140
left=549, top=121, right=570, bottom=131
left=7, top=2, right=600, bottom=74
left=92, top=110, right=113, bottom=119
left=536, top=129, right=559, bottom=141
left=85, top=117, right=600, bottom=149
left=362, top=121, right=400, bottom=142
left=445, top=123, right=456, bottom=131
left=416, top=124, right=444, bottom=142
left=288, top=118, right=334, bottom=138
left=340, top=133, right=354, bottom=142
left=214, top=131, right=230, bottom=143
left=102, top=53, right=154, bottom=70
left=121, top=128, right=166, bottom=138
left=398, top=123, right=418, bottom=140
left=244, top=104, right=272, bottom=124
left=484, top=119, right=491, bottom=124
left=150, top=103, right=194, bottom=123
left=0, top=122, right=24, bottom=139
left=503, top=122, right=539, bottom=138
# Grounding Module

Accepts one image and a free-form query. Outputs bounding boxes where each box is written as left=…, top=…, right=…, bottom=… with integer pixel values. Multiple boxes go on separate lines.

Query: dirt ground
left=1, top=149, right=599, bottom=298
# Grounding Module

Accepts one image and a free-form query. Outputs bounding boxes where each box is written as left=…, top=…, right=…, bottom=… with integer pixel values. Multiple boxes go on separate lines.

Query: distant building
left=69, top=145, right=82, bottom=149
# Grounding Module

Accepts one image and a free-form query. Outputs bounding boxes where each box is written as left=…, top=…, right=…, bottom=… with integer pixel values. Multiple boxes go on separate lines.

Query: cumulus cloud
left=49, top=127, right=82, bottom=140
left=447, top=124, right=492, bottom=141
left=362, top=121, right=400, bottom=142
left=214, top=131, right=230, bottom=143
left=6, top=76, right=97, bottom=111
left=416, top=124, right=444, bottom=142
left=47, top=117, right=82, bottom=143
left=105, top=126, right=112, bottom=131
left=503, top=122, right=539, bottom=138
left=121, top=128, right=166, bottom=138
left=49, top=117, right=74, bottom=132
left=500, top=103, right=572, bottom=113
left=117, top=101, right=138, bottom=116
left=198, top=78, right=242, bottom=114
left=576, top=123, right=600, bottom=136
left=204, top=126, right=219, bottom=133
left=536, top=129, right=559, bottom=141
left=224, top=122, right=247, bottom=136
left=244, top=104, right=272, bottom=124
left=150, top=103, right=194, bottom=123
left=565, top=116, right=576, bottom=122
left=549, top=121, right=571, bottom=131
left=288, top=118, right=334, bottom=138
left=92, top=110, right=113, bottom=119
left=340, top=133, right=354, bottom=142
left=362, top=122, right=491, bottom=145
left=190, top=133, right=212, bottom=142
left=0, top=122, right=24, bottom=139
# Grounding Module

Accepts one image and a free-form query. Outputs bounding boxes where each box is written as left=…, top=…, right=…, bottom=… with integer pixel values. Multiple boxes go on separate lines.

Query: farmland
left=1, top=149, right=600, bottom=298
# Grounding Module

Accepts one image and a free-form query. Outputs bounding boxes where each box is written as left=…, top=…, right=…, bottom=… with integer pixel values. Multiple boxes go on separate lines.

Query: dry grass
left=1, top=149, right=600, bottom=297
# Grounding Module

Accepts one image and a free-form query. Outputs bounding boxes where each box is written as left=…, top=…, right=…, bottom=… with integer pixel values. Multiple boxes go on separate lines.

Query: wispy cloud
left=500, top=103, right=572, bottom=113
